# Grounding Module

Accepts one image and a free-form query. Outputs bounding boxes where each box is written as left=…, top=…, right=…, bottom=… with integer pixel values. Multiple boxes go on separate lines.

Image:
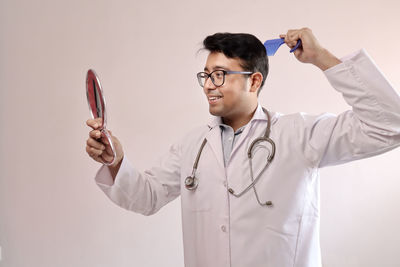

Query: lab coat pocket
left=263, top=225, right=298, bottom=266
left=181, top=170, right=211, bottom=212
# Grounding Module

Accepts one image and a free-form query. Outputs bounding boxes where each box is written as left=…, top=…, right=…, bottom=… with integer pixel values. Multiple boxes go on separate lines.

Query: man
left=86, top=28, right=400, bottom=267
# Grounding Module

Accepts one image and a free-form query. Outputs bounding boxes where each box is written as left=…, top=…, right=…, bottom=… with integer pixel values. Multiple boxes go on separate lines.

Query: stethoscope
left=185, top=108, right=276, bottom=207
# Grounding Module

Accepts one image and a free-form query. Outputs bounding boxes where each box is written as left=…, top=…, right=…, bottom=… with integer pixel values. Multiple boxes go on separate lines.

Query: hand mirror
left=86, top=69, right=117, bottom=165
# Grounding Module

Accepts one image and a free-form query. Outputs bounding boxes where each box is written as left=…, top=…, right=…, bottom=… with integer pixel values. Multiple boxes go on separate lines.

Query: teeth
left=209, top=96, right=221, bottom=100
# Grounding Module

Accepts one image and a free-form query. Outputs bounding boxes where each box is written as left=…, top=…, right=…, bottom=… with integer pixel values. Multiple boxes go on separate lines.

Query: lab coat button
left=223, top=181, right=227, bottom=187
left=221, top=225, right=227, bottom=232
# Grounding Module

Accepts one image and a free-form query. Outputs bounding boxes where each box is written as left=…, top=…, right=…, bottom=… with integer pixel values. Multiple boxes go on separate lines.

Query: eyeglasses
left=196, top=70, right=253, bottom=87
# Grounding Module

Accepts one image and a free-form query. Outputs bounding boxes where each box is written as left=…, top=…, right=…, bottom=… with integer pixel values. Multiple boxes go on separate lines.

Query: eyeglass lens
left=198, top=70, right=225, bottom=87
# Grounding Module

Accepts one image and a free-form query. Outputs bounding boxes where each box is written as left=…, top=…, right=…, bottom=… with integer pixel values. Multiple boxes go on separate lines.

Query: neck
left=222, top=104, right=258, bottom=132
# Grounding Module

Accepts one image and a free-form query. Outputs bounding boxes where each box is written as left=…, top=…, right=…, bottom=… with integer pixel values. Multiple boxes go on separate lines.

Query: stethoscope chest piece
left=185, top=176, right=199, bottom=190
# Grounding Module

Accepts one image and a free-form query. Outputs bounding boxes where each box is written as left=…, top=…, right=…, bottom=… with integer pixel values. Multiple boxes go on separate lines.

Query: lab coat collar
left=207, top=104, right=272, bottom=130
left=205, top=104, right=276, bottom=170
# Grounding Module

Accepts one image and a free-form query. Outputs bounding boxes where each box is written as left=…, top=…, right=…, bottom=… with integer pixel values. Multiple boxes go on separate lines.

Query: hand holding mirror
left=86, top=69, right=117, bottom=165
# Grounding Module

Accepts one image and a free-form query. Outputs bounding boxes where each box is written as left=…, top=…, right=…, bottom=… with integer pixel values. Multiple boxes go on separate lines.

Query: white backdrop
left=1, top=0, right=400, bottom=266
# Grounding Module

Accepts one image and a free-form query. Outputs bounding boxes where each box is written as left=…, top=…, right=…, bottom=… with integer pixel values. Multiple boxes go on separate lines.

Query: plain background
left=1, top=0, right=399, bottom=266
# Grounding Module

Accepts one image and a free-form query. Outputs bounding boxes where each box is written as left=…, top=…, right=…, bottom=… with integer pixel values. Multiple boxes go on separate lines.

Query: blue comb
left=264, top=38, right=302, bottom=56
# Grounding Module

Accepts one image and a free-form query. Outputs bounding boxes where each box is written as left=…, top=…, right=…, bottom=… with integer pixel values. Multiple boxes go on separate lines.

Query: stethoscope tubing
left=228, top=136, right=275, bottom=198
left=185, top=108, right=276, bottom=206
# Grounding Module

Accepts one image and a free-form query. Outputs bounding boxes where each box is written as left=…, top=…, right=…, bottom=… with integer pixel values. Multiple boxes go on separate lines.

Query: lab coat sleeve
left=295, top=49, right=400, bottom=168
left=94, top=142, right=181, bottom=215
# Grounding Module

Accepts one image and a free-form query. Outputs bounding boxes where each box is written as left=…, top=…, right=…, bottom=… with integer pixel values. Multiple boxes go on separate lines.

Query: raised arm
left=282, top=28, right=400, bottom=167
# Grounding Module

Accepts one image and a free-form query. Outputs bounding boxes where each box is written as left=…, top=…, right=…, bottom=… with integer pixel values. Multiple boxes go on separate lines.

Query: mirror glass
left=86, top=69, right=106, bottom=126
left=86, top=69, right=116, bottom=165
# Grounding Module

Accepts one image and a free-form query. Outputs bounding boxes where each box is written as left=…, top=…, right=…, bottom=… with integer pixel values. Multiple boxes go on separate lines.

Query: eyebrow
left=204, top=65, right=230, bottom=72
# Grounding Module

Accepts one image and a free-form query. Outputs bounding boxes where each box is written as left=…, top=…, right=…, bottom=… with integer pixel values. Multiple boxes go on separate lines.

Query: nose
left=203, top=76, right=217, bottom=94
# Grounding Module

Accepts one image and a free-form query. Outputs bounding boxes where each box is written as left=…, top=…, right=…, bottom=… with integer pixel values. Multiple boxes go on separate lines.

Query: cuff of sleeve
left=94, top=156, right=131, bottom=187
left=323, top=49, right=367, bottom=75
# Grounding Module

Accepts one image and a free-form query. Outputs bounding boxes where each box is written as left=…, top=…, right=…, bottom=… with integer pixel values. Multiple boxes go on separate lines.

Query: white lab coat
left=94, top=49, right=400, bottom=267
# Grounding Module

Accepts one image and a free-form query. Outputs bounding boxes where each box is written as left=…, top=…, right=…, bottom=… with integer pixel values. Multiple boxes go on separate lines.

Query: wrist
left=108, top=156, right=123, bottom=181
left=314, top=48, right=342, bottom=71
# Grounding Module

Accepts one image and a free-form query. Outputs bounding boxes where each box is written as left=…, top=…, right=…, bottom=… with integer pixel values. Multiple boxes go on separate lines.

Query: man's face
left=203, top=52, right=252, bottom=119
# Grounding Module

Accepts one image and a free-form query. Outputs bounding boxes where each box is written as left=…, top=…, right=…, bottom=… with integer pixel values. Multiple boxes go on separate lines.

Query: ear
left=248, top=72, right=263, bottom=95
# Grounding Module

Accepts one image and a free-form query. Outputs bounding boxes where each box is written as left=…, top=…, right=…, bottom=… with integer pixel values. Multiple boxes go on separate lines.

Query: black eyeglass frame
left=196, top=70, right=253, bottom=87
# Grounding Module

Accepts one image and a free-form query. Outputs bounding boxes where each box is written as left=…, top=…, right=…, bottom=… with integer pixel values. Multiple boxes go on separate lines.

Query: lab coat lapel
left=230, top=105, right=270, bottom=160
left=205, top=118, right=225, bottom=171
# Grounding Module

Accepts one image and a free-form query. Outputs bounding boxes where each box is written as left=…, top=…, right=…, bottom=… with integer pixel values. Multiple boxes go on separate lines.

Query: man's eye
left=214, top=72, right=223, bottom=78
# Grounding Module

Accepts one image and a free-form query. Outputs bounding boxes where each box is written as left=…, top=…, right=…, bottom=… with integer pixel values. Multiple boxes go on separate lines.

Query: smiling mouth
left=208, top=96, right=223, bottom=101
left=208, top=96, right=223, bottom=105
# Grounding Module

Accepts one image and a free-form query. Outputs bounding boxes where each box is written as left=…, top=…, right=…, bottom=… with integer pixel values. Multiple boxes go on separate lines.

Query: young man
left=86, top=28, right=400, bottom=267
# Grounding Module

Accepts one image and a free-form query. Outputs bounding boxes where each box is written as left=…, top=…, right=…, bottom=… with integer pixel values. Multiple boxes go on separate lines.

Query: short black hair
left=202, top=32, right=269, bottom=94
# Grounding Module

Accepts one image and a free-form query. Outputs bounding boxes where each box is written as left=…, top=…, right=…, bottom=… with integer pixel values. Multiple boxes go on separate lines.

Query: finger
left=286, top=29, right=300, bottom=41
left=104, top=144, right=114, bottom=155
left=282, top=31, right=292, bottom=47
left=101, top=134, right=110, bottom=145
left=86, top=145, right=106, bottom=164
left=287, top=29, right=300, bottom=39
left=89, top=129, right=102, bottom=139
left=286, top=34, right=302, bottom=49
left=87, top=138, right=106, bottom=150
left=87, top=146, right=99, bottom=159
left=86, top=118, right=103, bottom=130
left=293, top=49, right=302, bottom=58
left=288, top=40, right=298, bottom=49
left=92, top=156, right=105, bottom=164
left=101, top=130, right=115, bottom=146
left=86, top=145, right=104, bottom=157
left=101, top=152, right=114, bottom=163
left=285, top=29, right=294, bottom=42
left=91, top=152, right=107, bottom=164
